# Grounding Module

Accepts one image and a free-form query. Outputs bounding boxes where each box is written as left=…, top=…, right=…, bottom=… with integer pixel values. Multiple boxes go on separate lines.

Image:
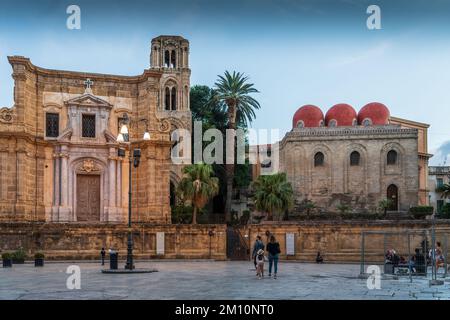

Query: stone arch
left=381, top=142, right=405, bottom=175
left=344, top=143, right=368, bottom=196
left=308, top=144, right=332, bottom=196
left=162, top=78, right=179, bottom=111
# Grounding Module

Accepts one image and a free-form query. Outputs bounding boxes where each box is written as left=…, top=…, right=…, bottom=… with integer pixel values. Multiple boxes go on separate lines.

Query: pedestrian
left=101, top=247, right=106, bottom=266
left=255, top=249, right=265, bottom=279
left=316, top=251, right=324, bottom=264
left=266, top=235, right=281, bottom=279
left=252, top=235, right=265, bottom=271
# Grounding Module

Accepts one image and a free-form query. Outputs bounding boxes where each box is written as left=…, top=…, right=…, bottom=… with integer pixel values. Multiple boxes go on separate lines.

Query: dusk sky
left=1, top=0, right=450, bottom=164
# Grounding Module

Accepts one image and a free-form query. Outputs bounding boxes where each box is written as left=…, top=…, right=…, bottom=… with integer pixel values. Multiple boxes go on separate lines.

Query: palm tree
left=252, top=173, right=293, bottom=221
left=378, top=198, right=393, bottom=215
left=437, top=183, right=450, bottom=200
left=177, top=163, right=219, bottom=224
left=212, top=71, right=261, bottom=222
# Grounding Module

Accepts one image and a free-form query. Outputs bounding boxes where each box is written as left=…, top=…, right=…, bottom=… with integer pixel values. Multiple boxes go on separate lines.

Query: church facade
left=0, top=35, right=191, bottom=224
left=271, top=103, right=430, bottom=213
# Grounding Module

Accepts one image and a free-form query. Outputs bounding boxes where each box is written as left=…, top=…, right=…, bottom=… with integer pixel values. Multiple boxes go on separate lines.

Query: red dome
left=292, top=105, right=324, bottom=128
left=325, top=103, right=357, bottom=127
left=358, top=102, right=390, bottom=126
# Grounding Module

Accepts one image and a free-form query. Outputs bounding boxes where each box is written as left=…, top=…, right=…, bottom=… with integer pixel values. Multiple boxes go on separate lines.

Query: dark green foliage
left=409, top=206, right=433, bottom=219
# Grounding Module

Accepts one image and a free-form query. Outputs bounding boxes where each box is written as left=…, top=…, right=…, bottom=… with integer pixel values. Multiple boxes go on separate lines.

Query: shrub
left=336, top=203, right=351, bottom=214
left=409, top=206, right=433, bottom=219
left=1, top=252, right=12, bottom=260
left=171, top=205, right=193, bottom=224
left=439, top=204, right=450, bottom=219
left=12, top=248, right=27, bottom=262
left=34, top=252, right=45, bottom=259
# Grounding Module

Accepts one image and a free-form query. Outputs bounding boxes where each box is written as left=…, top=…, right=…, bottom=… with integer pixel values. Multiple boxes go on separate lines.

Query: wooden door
left=387, top=184, right=398, bottom=211
left=76, top=175, right=100, bottom=221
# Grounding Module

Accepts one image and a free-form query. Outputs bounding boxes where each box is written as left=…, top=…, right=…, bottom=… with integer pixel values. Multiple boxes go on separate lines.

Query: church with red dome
left=273, top=102, right=431, bottom=213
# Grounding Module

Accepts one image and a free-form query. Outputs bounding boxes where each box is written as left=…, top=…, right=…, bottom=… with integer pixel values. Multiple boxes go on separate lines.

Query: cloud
left=328, top=42, right=391, bottom=67
left=430, top=140, right=450, bottom=166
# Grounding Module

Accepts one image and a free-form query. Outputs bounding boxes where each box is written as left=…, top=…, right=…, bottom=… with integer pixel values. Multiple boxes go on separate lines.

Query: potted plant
left=2, top=252, right=12, bottom=268
left=12, top=248, right=27, bottom=264
left=34, top=252, right=45, bottom=267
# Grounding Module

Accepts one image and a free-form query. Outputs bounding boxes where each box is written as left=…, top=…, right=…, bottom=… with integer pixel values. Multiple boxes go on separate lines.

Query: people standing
left=252, top=236, right=265, bottom=270
left=266, top=235, right=281, bottom=279
left=101, top=247, right=106, bottom=266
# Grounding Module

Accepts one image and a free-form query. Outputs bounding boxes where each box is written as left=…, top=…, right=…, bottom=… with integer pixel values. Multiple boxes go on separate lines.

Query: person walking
left=266, top=235, right=281, bottom=279
left=100, top=247, right=106, bottom=266
left=252, top=235, right=265, bottom=270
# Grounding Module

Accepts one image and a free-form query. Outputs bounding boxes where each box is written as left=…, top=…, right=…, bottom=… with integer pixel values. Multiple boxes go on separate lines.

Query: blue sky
left=1, top=0, right=450, bottom=164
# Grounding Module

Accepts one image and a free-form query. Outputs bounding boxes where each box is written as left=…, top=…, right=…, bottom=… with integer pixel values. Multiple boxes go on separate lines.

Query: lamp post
left=117, top=113, right=150, bottom=270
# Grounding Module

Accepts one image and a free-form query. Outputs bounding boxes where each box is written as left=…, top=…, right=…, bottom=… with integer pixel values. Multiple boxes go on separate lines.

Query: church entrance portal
left=76, top=175, right=101, bottom=221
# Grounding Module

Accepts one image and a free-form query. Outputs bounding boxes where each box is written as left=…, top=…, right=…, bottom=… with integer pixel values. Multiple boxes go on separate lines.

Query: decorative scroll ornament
left=0, top=107, right=14, bottom=123
left=158, top=119, right=171, bottom=133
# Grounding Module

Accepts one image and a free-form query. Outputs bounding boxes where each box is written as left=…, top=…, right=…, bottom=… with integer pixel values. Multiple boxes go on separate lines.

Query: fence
left=360, top=229, right=449, bottom=280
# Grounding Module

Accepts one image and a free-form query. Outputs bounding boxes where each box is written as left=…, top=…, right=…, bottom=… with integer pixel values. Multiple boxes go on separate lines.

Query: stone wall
left=242, top=220, right=450, bottom=264
left=0, top=223, right=227, bottom=260
left=2, top=221, right=450, bottom=264
left=279, top=126, right=419, bottom=213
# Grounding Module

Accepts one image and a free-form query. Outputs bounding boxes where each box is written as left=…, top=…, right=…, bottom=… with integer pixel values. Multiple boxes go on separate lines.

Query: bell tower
left=151, top=36, right=191, bottom=112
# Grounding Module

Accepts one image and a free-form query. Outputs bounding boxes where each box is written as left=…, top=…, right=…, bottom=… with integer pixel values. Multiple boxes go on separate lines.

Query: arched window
left=297, top=120, right=305, bottom=128
left=387, top=150, right=398, bottom=165
left=328, top=119, right=337, bottom=127
left=350, top=151, right=360, bottom=166
left=165, top=87, right=171, bottom=110
left=171, top=87, right=177, bottom=110
left=171, top=50, right=176, bottom=68
left=164, top=50, right=170, bottom=68
left=362, top=118, right=372, bottom=127
left=314, top=152, right=324, bottom=167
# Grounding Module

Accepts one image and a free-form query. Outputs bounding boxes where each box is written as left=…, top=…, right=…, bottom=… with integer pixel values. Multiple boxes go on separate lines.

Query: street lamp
left=117, top=113, right=151, bottom=270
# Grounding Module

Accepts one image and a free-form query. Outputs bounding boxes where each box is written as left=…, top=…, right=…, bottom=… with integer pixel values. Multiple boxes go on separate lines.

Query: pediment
left=65, top=94, right=112, bottom=108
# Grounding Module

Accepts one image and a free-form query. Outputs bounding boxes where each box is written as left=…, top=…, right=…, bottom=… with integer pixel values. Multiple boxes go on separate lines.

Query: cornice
left=7, top=56, right=163, bottom=83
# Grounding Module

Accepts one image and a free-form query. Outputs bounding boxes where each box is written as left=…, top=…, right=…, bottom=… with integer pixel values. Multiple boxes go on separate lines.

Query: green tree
left=378, top=198, right=393, bottom=215
left=252, top=173, right=293, bottom=221
left=212, top=71, right=261, bottom=222
left=177, top=163, right=219, bottom=224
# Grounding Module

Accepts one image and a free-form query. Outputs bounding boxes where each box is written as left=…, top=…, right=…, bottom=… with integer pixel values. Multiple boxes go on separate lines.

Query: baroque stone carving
left=80, top=160, right=99, bottom=173
left=0, top=107, right=14, bottom=123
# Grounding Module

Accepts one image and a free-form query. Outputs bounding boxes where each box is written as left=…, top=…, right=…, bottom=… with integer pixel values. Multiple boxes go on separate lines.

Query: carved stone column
left=58, top=146, right=71, bottom=222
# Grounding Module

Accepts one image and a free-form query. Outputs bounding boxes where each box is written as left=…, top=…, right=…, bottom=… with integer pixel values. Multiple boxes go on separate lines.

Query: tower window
left=82, top=114, right=96, bottom=138
left=387, top=150, right=398, bottom=165
left=350, top=151, right=360, bottom=166
left=165, top=87, right=171, bottom=110
left=314, top=152, right=324, bottom=167
left=164, top=50, right=170, bottom=68
left=171, top=87, right=177, bottom=110
left=171, top=50, right=176, bottom=68
left=46, top=113, right=59, bottom=138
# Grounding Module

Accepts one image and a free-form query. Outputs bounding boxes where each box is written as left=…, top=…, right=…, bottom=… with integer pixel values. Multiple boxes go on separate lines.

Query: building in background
left=251, top=102, right=430, bottom=214
left=428, top=166, right=450, bottom=214
left=390, top=117, right=432, bottom=206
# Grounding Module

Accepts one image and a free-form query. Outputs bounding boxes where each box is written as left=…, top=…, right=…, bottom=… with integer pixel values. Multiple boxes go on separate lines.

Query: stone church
left=277, top=103, right=431, bottom=213
left=0, top=35, right=191, bottom=224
